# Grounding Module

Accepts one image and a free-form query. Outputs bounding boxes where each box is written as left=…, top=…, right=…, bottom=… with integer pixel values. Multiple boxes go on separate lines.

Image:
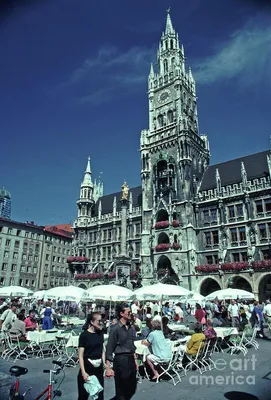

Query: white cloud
left=63, top=46, right=155, bottom=105
left=194, top=22, right=271, bottom=87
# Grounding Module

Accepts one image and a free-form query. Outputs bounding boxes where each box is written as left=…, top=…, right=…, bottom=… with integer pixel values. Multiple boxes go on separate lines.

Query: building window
left=4, top=251, right=9, bottom=258
left=212, top=231, right=219, bottom=244
left=259, top=224, right=267, bottom=239
left=228, top=206, right=235, bottom=219
left=9, top=278, right=15, bottom=285
left=230, top=228, right=238, bottom=242
left=241, top=252, right=248, bottom=262
left=13, top=252, right=18, bottom=259
left=265, top=198, right=271, bottom=212
left=20, top=266, right=25, bottom=272
left=232, top=253, right=240, bottom=262
left=22, top=254, right=27, bottom=260
left=8, top=228, right=12, bottom=234
left=210, top=209, right=217, bottom=222
left=14, top=241, right=20, bottom=248
left=204, top=232, right=211, bottom=246
left=16, top=230, right=21, bottom=236
left=46, top=254, right=50, bottom=261
left=11, top=264, right=16, bottom=272
left=0, top=277, right=5, bottom=285
left=35, top=244, right=40, bottom=252
left=239, top=227, right=246, bottom=241
left=206, top=255, right=213, bottom=264
left=5, top=239, right=11, bottom=247
left=203, top=210, right=209, bottom=224
left=236, top=204, right=243, bottom=217
left=255, top=200, right=263, bottom=214
left=25, top=232, right=29, bottom=238
left=34, top=256, right=38, bottom=262
left=2, top=263, right=7, bottom=271
left=28, top=255, right=32, bottom=261
left=27, top=266, right=32, bottom=273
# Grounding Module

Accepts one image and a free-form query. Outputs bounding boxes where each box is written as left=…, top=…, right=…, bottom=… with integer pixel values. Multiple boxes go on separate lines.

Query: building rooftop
left=94, top=186, right=142, bottom=216
left=200, top=149, right=270, bottom=191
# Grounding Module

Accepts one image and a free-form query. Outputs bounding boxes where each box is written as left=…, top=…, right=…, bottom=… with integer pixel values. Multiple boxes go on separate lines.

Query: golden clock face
left=158, top=90, right=170, bottom=104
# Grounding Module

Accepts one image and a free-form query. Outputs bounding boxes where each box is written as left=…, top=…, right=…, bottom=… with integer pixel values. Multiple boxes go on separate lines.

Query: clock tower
left=140, top=10, right=210, bottom=286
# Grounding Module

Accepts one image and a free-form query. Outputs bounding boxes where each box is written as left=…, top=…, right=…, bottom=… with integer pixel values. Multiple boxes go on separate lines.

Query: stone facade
left=71, top=11, right=271, bottom=300
left=0, top=219, right=73, bottom=291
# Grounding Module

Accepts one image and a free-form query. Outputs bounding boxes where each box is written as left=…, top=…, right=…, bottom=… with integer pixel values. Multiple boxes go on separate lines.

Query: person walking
left=78, top=312, right=105, bottom=400
left=105, top=303, right=138, bottom=400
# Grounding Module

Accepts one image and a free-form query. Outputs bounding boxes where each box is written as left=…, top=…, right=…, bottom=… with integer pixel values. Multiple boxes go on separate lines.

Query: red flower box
left=195, top=264, right=220, bottom=273
left=154, top=221, right=169, bottom=229
left=221, top=262, right=249, bottom=272
left=172, top=243, right=180, bottom=250
left=155, top=243, right=170, bottom=251
left=172, top=220, right=180, bottom=227
left=253, top=260, right=271, bottom=270
left=108, top=272, right=116, bottom=279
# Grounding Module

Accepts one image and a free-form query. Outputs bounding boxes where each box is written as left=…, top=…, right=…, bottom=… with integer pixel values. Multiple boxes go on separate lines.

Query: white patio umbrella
left=205, top=288, right=254, bottom=301
left=32, top=290, right=47, bottom=300
left=85, top=284, right=134, bottom=302
left=185, top=293, right=205, bottom=304
left=0, top=286, right=33, bottom=297
left=133, top=282, right=192, bottom=301
left=44, top=285, right=88, bottom=301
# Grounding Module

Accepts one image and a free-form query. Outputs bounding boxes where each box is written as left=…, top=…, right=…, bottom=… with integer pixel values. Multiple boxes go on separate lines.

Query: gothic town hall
left=69, top=12, right=271, bottom=301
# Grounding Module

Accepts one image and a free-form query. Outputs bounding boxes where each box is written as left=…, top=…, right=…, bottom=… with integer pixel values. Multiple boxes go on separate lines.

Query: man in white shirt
left=174, top=302, right=184, bottom=322
left=131, top=301, right=140, bottom=315
left=227, top=300, right=239, bottom=327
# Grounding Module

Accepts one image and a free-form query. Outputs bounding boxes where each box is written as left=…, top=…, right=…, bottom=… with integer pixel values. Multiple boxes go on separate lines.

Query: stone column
left=120, top=199, right=128, bottom=256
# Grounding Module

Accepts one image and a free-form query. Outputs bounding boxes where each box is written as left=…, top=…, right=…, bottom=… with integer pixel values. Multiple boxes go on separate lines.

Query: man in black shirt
left=106, top=303, right=137, bottom=400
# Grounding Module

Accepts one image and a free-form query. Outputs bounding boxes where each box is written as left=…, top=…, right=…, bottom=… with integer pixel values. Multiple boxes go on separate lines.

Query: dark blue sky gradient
left=0, top=0, right=270, bottom=225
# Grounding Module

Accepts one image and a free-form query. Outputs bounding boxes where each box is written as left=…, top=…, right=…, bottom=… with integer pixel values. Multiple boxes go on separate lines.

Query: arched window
left=171, top=57, right=175, bottom=67
left=158, top=114, right=163, bottom=127
left=170, top=39, right=174, bottom=49
left=142, top=155, right=146, bottom=170
left=167, top=110, right=173, bottom=124
left=163, top=59, right=168, bottom=73
left=158, top=232, right=170, bottom=245
left=156, top=209, right=169, bottom=222
left=165, top=40, right=168, bottom=50
left=84, top=189, right=87, bottom=198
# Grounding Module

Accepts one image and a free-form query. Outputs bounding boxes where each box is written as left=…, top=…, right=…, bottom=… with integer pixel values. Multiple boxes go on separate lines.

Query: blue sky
left=0, top=0, right=271, bottom=225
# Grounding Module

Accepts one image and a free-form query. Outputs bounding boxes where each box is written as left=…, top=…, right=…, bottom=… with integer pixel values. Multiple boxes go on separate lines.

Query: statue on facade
left=121, top=181, right=129, bottom=200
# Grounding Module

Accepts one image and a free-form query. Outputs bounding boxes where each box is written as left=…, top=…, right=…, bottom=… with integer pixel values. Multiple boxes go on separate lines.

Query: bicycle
left=9, top=360, right=65, bottom=400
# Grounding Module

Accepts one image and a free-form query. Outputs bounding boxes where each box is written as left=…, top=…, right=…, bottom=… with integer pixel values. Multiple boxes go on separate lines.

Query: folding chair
left=227, top=330, right=248, bottom=356
left=153, top=343, right=183, bottom=386
left=184, top=340, right=205, bottom=375
left=198, top=338, right=217, bottom=372
left=243, top=326, right=259, bottom=350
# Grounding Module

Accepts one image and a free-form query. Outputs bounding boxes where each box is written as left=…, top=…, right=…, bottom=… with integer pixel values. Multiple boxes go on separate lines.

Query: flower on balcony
left=108, top=272, right=116, bottom=279
left=172, top=220, right=180, bottom=228
left=75, top=273, right=104, bottom=280
left=221, top=262, right=249, bottom=272
left=154, top=221, right=169, bottom=229
left=253, top=260, right=271, bottom=270
left=130, top=271, right=139, bottom=278
left=195, top=264, right=220, bottom=273
left=155, top=243, right=170, bottom=251
left=172, top=243, right=180, bottom=250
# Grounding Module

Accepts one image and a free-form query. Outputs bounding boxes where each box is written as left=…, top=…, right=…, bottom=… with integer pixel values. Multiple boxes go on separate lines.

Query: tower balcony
left=154, top=221, right=169, bottom=230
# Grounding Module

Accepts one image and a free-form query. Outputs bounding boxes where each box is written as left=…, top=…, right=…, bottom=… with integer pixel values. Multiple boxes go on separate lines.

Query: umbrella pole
left=108, top=299, right=112, bottom=333
left=142, top=300, right=145, bottom=321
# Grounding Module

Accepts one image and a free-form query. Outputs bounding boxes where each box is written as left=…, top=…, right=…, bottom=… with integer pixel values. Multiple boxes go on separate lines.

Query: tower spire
left=165, top=7, right=174, bottom=34
left=82, top=156, right=93, bottom=187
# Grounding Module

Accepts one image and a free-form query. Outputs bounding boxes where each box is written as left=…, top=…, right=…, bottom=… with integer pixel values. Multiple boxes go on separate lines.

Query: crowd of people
left=1, top=296, right=271, bottom=399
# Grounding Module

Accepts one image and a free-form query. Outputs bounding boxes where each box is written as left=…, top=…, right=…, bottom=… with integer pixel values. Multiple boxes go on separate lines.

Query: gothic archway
left=156, top=209, right=169, bottom=222
left=77, top=283, right=88, bottom=290
left=157, top=255, right=178, bottom=283
left=229, top=276, right=252, bottom=292
left=258, top=274, right=271, bottom=302
left=157, top=232, right=170, bottom=245
left=200, top=278, right=221, bottom=296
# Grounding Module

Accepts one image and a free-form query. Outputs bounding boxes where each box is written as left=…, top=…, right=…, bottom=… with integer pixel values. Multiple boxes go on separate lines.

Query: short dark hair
left=194, top=322, right=202, bottom=333
left=116, top=303, right=129, bottom=319
left=17, top=313, right=24, bottom=321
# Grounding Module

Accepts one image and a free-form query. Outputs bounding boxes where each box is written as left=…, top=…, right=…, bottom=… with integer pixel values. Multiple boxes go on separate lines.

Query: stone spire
left=165, top=8, right=174, bottom=35
left=241, top=162, right=248, bottom=188
left=82, top=156, right=93, bottom=187
left=216, top=168, right=222, bottom=193
left=149, top=63, right=154, bottom=78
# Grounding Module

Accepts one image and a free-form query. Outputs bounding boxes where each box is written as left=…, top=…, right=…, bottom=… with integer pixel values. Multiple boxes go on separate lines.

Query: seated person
left=212, top=312, right=223, bottom=327
left=10, top=313, right=28, bottom=341
left=142, top=319, right=172, bottom=380
left=24, top=311, right=38, bottom=331
left=179, top=322, right=205, bottom=356
left=152, top=311, right=162, bottom=322
left=162, top=316, right=174, bottom=338
left=204, top=321, right=217, bottom=340
left=140, top=317, right=152, bottom=339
